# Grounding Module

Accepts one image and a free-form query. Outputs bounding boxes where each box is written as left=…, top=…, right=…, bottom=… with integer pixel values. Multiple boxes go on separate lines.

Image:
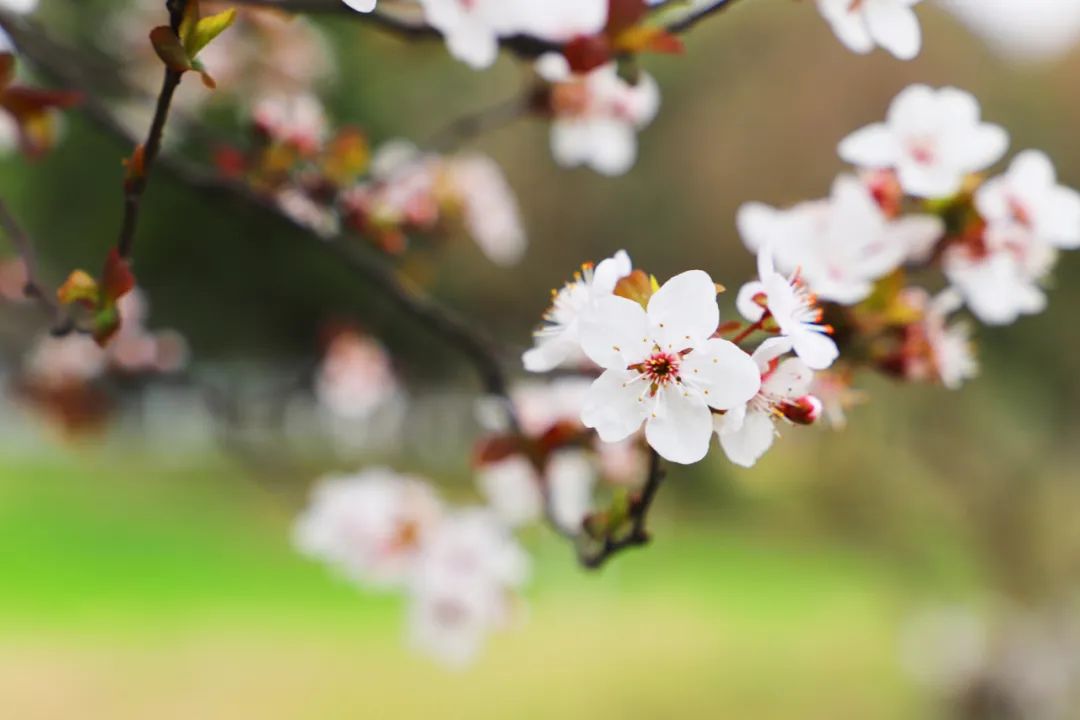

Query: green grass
left=0, top=450, right=928, bottom=719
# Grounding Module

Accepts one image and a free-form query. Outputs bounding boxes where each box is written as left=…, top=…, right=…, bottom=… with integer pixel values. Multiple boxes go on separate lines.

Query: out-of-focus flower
left=107, top=290, right=189, bottom=374
left=738, top=176, right=943, bottom=305
left=940, top=0, right=1080, bottom=63
left=944, top=220, right=1055, bottom=326
left=440, top=154, right=526, bottom=266
left=315, top=328, right=399, bottom=421
left=976, top=150, right=1080, bottom=250
left=580, top=270, right=760, bottom=464
left=737, top=244, right=839, bottom=370
left=415, top=0, right=606, bottom=70
left=294, top=468, right=444, bottom=589
left=809, top=369, right=864, bottom=430
left=407, top=509, right=529, bottom=668
left=276, top=187, right=340, bottom=238
left=0, top=0, right=37, bottom=13
left=896, top=288, right=978, bottom=389
left=253, top=93, right=328, bottom=155
left=816, top=0, right=924, bottom=60
left=477, top=450, right=595, bottom=532
left=23, top=333, right=106, bottom=389
left=715, top=339, right=818, bottom=468
left=538, top=54, right=660, bottom=176
left=523, top=249, right=632, bottom=372
left=839, top=85, right=1008, bottom=198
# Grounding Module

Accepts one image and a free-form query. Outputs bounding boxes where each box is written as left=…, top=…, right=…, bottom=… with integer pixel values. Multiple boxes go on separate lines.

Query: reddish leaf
left=101, top=248, right=135, bottom=304
left=149, top=26, right=193, bottom=73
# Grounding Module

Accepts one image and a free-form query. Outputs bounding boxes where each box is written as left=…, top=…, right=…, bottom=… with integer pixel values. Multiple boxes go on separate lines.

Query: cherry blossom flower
left=522, top=249, right=632, bottom=372
left=816, top=0, right=924, bottom=61
left=252, top=93, right=328, bottom=155
left=23, top=334, right=106, bottom=390
left=0, top=0, right=37, bottom=14
left=294, top=468, right=444, bottom=589
left=315, top=329, right=400, bottom=421
left=107, top=291, right=189, bottom=374
left=736, top=244, right=839, bottom=370
left=922, top=290, right=978, bottom=390
left=738, top=175, right=944, bottom=305
left=442, top=154, right=526, bottom=266
left=538, top=54, right=660, bottom=176
left=944, top=220, right=1056, bottom=326
left=839, top=85, right=1009, bottom=198
left=976, top=150, right=1080, bottom=250
left=407, top=509, right=529, bottom=668
left=715, top=339, right=818, bottom=468
left=276, top=187, right=340, bottom=238
left=579, top=270, right=761, bottom=464
left=415, top=0, right=607, bottom=70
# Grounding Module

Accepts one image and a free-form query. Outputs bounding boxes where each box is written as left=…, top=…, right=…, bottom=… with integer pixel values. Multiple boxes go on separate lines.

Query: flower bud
left=779, top=395, right=823, bottom=426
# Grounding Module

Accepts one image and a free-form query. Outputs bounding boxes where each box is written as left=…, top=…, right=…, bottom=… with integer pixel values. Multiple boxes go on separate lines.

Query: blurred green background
left=2, top=1, right=1080, bottom=718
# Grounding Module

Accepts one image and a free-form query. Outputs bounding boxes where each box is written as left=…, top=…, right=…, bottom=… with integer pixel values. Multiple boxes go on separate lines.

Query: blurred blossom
left=739, top=176, right=943, bottom=305
left=23, top=333, right=106, bottom=389
left=522, top=249, right=631, bottom=372
left=294, top=468, right=444, bottom=589
left=975, top=150, right=1080, bottom=251
left=940, top=0, right=1080, bottom=63
left=276, top=187, right=340, bottom=238
left=411, top=0, right=607, bottom=69
left=253, top=93, right=329, bottom=155
left=538, top=54, right=660, bottom=176
left=907, top=289, right=978, bottom=390
left=0, top=257, right=28, bottom=302
left=441, top=154, right=526, bottom=266
left=817, top=0, right=924, bottom=61
left=508, top=377, right=593, bottom=436
left=944, top=219, right=1056, bottom=326
left=809, top=370, right=864, bottom=430
left=477, top=449, right=596, bottom=532
left=476, top=455, right=542, bottom=527
left=315, top=328, right=400, bottom=421
left=108, top=290, right=189, bottom=375
left=899, top=604, right=988, bottom=694
left=839, top=85, right=1008, bottom=199
left=0, top=0, right=37, bottom=14
left=407, top=509, right=529, bottom=668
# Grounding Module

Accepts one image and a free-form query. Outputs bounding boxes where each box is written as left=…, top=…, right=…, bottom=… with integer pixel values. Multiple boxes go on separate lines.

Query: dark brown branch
left=666, top=0, right=748, bottom=35
left=578, top=449, right=666, bottom=569
left=116, top=0, right=189, bottom=261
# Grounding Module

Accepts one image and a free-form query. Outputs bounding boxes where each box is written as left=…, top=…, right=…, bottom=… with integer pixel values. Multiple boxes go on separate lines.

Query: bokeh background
left=3, top=1, right=1080, bottom=717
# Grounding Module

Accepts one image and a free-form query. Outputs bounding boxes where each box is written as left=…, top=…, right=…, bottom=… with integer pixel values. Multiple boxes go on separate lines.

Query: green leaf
left=184, top=8, right=237, bottom=59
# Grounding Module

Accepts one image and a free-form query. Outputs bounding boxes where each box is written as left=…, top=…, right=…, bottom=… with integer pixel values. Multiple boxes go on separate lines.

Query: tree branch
left=0, top=199, right=71, bottom=332
left=116, top=0, right=189, bottom=261
left=579, top=449, right=666, bottom=569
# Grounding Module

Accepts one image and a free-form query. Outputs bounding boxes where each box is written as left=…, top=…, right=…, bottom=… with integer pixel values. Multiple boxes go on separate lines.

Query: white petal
left=681, top=339, right=762, bottom=410
left=522, top=336, right=578, bottom=373
left=587, top=120, right=639, bottom=176
left=954, top=124, right=1009, bottom=174
left=581, top=369, right=649, bottom=442
left=719, top=409, right=776, bottom=468
left=736, top=281, right=767, bottom=322
left=838, top=124, right=900, bottom=168
left=792, top=329, right=839, bottom=370
left=579, top=295, right=651, bottom=368
left=750, top=336, right=794, bottom=371
left=762, top=358, right=814, bottom=398
left=865, top=1, right=922, bottom=60
left=591, top=249, right=633, bottom=294
left=644, top=388, right=714, bottom=464
left=817, top=0, right=875, bottom=54
left=1044, top=186, right=1080, bottom=249
left=342, top=0, right=376, bottom=11
left=647, top=270, right=721, bottom=351
left=546, top=451, right=596, bottom=532
left=887, top=214, right=946, bottom=263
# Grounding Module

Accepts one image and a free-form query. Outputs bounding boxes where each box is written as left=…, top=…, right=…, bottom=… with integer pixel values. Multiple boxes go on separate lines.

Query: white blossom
left=736, top=244, right=839, bottom=370
left=715, top=339, right=816, bottom=468
left=407, top=509, right=529, bottom=668
left=341, top=0, right=376, bottom=12
left=976, top=150, right=1080, bottom=250
left=476, top=450, right=595, bottom=532
left=294, top=468, right=444, bottom=589
left=252, top=93, right=328, bottom=154
left=839, top=85, right=1009, bottom=198
left=922, top=290, right=978, bottom=390
left=522, top=249, right=632, bottom=372
left=738, top=176, right=944, bottom=305
left=944, top=220, right=1056, bottom=326
left=939, top=0, right=1080, bottom=63
left=315, top=330, right=400, bottom=421
left=443, top=154, right=527, bottom=266
left=817, top=0, right=924, bottom=60
left=540, top=55, right=661, bottom=176
left=579, top=270, right=761, bottom=464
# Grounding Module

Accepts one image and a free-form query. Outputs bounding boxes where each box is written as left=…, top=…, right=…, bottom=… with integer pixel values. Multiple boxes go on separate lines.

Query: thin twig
left=0, top=199, right=70, bottom=331
left=116, top=0, right=189, bottom=261
left=666, top=0, right=748, bottom=34
left=579, top=449, right=666, bottom=569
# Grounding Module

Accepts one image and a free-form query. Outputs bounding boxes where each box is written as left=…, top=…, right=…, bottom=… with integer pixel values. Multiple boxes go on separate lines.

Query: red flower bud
left=780, top=395, right=823, bottom=426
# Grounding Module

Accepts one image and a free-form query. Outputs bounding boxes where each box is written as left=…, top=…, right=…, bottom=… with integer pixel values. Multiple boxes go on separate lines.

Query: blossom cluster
left=738, top=83, right=1079, bottom=418
left=216, top=101, right=527, bottom=265
left=522, top=250, right=836, bottom=468
left=295, top=467, right=529, bottom=667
